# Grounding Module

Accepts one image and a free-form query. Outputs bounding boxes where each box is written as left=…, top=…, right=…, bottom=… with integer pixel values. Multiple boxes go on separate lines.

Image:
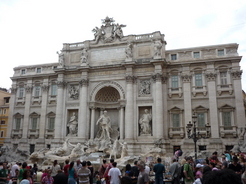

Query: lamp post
left=186, top=113, right=211, bottom=163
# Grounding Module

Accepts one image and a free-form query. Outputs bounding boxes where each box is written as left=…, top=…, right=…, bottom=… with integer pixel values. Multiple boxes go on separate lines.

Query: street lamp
left=186, top=113, right=211, bottom=163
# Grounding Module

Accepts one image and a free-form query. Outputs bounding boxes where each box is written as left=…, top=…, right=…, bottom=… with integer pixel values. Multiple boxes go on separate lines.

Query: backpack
left=177, top=165, right=185, bottom=180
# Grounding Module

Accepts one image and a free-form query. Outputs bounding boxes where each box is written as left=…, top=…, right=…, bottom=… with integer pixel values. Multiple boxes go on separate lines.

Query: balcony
left=32, top=96, right=42, bottom=105
left=45, top=129, right=54, bottom=139
left=48, top=95, right=57, bottom=104
left=220, top=126, right=237, bottom=138
left=16, top=97, right=25, bottom=105
left=217, top=84, right=233, bottom=95
left=11, top=129, right=22, bottom=138
left=169, top=127, right=185, bottom=139
left=28, top=129, right=39, bottom=139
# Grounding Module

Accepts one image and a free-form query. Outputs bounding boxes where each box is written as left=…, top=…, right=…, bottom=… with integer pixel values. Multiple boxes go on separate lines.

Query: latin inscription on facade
left=90, top=48, right=125, bottom=62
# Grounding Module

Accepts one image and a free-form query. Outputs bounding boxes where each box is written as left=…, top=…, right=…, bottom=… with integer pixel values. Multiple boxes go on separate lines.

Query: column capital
left=11, top=87, right=17, bottom=94
left=152, top=73, right=162, bottom=82
left=42, top=84, right=49, bottom=92
left=57, top=80, right=67, bottom=88
left=79, top=79, right=89, bottom=86
left=205, top=72, right=217, bottom=81
left=25, top=85, right=33, bottom=93
left=181, top=74, right=192, bottom=83
left=125, top=75, right=137, bottom=83
left=231, top=70, right=242, bottom=80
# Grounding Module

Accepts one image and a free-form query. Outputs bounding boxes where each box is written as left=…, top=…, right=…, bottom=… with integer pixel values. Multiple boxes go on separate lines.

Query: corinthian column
left=54, top=78, right=66, bottom=139
left=39, top=81, right=49, bottom=139
left=125, top=75, right=135, bottom=140
left=152, top=73, right=164, bottom=138
left=181, top=74, right=192, bottom=137
left=90, top=106, right=96, bottom=139
left=205, top=72, right=219, bottom=138
left=78, top=78, right=89, bottom=139
left=22, top=80, right=33, bottom=138
left=231, top=70, right=245, bottom=128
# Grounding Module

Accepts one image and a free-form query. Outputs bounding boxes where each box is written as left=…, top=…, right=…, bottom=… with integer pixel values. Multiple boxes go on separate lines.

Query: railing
left=220, top=126, right=237, bottom=138
left=168, top=127, right=185, bottom=138
left=135, top=34, right=154, bottom=40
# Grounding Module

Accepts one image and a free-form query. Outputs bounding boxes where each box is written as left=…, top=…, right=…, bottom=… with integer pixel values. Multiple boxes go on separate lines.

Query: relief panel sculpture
left=139, top=79, right=151, bottom=96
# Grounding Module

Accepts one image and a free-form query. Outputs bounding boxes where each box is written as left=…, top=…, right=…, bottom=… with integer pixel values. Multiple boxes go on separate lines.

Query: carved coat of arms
left=92, top=16, right=126, bottom=44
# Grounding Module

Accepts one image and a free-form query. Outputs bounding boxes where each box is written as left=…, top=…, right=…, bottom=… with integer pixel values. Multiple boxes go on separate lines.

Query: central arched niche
left=94, top=86, right=121, bottom=140
left=95, top=86, right=120, bottom=102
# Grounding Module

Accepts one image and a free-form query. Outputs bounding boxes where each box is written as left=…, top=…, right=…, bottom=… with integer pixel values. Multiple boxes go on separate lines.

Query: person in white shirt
left=11, top=162, right=19, bottom=177
left=108, top=162, right=121, bottom=184
left=145, top=164, right=150, bottom=175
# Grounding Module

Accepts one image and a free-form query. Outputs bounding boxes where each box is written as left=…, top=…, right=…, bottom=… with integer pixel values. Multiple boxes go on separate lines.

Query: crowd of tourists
left=0, top=150, right=246, bottom=184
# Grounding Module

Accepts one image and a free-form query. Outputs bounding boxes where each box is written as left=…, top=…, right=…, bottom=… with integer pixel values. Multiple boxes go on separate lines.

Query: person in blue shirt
left=153, top=158, right=165, bottom=184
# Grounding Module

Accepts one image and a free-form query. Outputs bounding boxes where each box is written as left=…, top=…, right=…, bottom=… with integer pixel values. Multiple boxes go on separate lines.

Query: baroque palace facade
left=6, top=17, right=246, bottom=155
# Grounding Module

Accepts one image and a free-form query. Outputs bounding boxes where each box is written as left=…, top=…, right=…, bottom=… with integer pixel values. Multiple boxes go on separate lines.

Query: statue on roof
left=92, top=17, right=126, bottom=44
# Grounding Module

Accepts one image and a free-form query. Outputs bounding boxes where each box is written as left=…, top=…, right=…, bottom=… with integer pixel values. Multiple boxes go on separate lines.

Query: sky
left=0, top=0, right=246, bottom=91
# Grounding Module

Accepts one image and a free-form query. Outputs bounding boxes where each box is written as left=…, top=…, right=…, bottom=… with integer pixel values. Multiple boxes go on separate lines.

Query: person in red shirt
left=63, top=160, right=70, bottom=177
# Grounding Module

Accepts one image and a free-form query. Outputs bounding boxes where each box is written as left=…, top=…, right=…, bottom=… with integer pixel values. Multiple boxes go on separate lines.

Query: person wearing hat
left=183, top=157, right=194, bottom=184
left=193, top=163, right=204, bottom=184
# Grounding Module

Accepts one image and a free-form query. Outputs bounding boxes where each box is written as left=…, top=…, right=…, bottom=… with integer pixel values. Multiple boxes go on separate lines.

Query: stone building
left=0, top=88, right=10, bottom=147
left=6, top=17, right=246, bottom=155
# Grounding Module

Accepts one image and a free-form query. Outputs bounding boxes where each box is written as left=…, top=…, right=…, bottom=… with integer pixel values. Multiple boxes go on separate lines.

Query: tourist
left=12, top=169, right=19, bottom=184
left=86, top=161, right=94, bottom=184
left=98, top=159, right=108, bottom=179
left=221, top=156, right=228, bottom=169
left=228, top=156, right=242, bottom=180
left=36, top=169, right=43, bottom=184
left=129, top=161, right=139, bottom=184
left=202, top=168, right=242, bottom=184
left=11, top=162, right=19, bottom=178
left=103, top=158, right=114, bottom=184
left=19, top=162, right=28, bottom=181
left=108, top=162, right=121, bottom=184
left=121, top=170, right=132, bottom=184
left=51, top=160, right=61, bottom=178
left=54, top=170, right=67, bottom=184
left=169, top=158, right=180, bottom=184
left=137, top=161, right=149, bottom=184
left=42, top=169, right=54, bottom=184
left=64, top=160, right=70, bottom=176
left=192, top=164, right=204, bottom=184
left=183, top=156, right=195, bottom=184
left=77, top=161, right=91, bottom=184
left=145, top=164, right=150, bottom=175
left=0, top=162, right=9, bottom=184
left=153, top=158, right=165, bottom=184
left=125, top=164, right=131, bottom=174
left=74, top=159, right=81, bottom=184
left=68, top=161, right=77, bottom=184
left=22, top=169, right=33, bottom=184
left=41, top=169, right=48, bottom=182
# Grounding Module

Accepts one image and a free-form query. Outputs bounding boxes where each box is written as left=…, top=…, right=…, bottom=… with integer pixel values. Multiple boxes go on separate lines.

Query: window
left=218, top=49, right=225, bottom=56
left=1, top=120, right=5, bottom=124
left=0, top=109, right=1, bottom=114
left=19, top=87, right=24, bottom=98
left=195, top=73, right=203, bottom=87
left=51, top=84, right=57, bottom=96
left=4, top=97, right=9, bottom=104
left=199, top=145, right=206, bottom=151
left=48, top=117, right=55, bottom=130
left=31, top=118, right=38, bottom=130
left=36, top=68, right=41, bottom=73
left=197, top=113, right=205, bottom=127
left=225, top=145, right=233, bottom=151
left=34, top=86, right=40, bottom=97
left=220, top=72, right=227, bottom=85
left=0, top=131, right=3, bottom=137
left=47, top=144, right=51, bottom=149
left=171, top=54, right=177, bottom=60
left=172, top=114, right=180, bottom=127
left=21, top=69, right=26, bottom=74
left=53, top=66, right=57, bottom=69
left=3, top=109, right=6, bottom=114
left=16, top=118, right=21, bottom=130
left=193, top=52, right=200, bottom=58
left=171, top=75, right=179, bottom=90
left=223, top=112, right=231, bottom=126
left=30, top=144, right=35, bottom=154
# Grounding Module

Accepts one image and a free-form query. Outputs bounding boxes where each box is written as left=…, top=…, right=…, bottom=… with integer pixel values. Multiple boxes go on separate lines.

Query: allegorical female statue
left=139, top=109, right=152, bottom=135
left=67, top=112, right=78, bottom=136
